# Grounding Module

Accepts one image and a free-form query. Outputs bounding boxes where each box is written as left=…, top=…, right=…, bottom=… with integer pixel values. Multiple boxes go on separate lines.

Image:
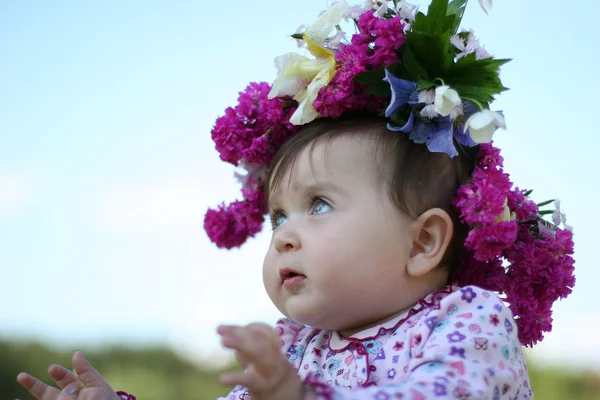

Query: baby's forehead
left=269, top=135, right=383, bottom=194
left=308, top=134, right=381, bottom=167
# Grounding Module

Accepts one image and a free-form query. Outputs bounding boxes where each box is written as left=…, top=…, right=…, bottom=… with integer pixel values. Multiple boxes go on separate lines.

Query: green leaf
left=417, top=80, right=436, bottom=91
left=405, top=31, right=455, bottom=78
left=524, top=189, right=533, bottom=197
left=539, top=210, right=555, bottom=216
left=402, top=45, right=429, bottom=81
left=354, top=69, right=391, bottom=98
left=354, top=69, right=384, bottom=85
left=537, top=199, right=556, bottom=207
left=411, top=0, right=464, bottom=37
left=445, top=53, right=511, bottom=103
left=447, top=0, right=468, bottom=31
left=406, top=0, right=463, bottom=78
left=290, top=33, right=303, bottom=40
left=389, top=111, right=409, bottom=127
left=412, top=0, right=449, bottom=35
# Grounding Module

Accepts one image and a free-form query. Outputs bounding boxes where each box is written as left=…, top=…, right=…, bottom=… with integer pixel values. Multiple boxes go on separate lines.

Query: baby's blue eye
left=313, top=199, right=332, bottom=215
left=271, top=212, right=287, bottom=228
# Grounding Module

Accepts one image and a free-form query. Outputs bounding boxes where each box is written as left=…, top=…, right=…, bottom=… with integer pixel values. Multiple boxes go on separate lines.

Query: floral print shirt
left=219, top=285, right=532, bottom=399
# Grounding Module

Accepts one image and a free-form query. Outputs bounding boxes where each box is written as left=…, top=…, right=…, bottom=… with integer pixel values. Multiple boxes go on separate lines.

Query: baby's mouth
left=279, top=268, right=307, bottom=290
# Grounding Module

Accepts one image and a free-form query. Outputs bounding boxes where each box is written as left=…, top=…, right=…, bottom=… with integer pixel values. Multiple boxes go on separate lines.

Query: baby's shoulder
left=435, top=285, right=509, bottom=315
left=439, top=284, right=504, bottom=304
left=404, top=285, right=518, bottom=340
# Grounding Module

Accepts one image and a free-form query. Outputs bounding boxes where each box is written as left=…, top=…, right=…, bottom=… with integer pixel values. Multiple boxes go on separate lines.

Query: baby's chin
left=280, top=302, right=354, bottom=331
left=278, top=297, right=330, bottom=327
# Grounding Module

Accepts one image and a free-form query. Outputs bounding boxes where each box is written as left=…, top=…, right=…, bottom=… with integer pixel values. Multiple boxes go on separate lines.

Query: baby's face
left=263, top=134, right=418, bottom=333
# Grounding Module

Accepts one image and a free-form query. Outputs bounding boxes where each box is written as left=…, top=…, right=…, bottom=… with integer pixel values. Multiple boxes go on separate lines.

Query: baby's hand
left=218, top=323, right=303, bottom=400
left=17, top=351, right=121, bottom=400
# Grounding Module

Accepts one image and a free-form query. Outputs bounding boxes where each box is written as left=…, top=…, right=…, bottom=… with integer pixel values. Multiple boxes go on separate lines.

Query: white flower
left=449, top=102, right=464, bottom=121
left=418, top=89, right=438, bottom=118
left=450, top=30, right=491, bottom=60
left=478, top=0, right=493, bottom=14
left=269, top=53, right=315, bottom=97
left=464, top=109, right=506, bottom=143
left=236, top=160, right=269, bottom=190
left=327, top=30, right=346, bottom=48
left=417, top=89, right=435, bottom=104
left=434, top=86, right=461, bottom=116
left=396, top=1, right=417, bottom=21
left=552, top=199, right=564, bottom=226
left=374, top=2, right=389, bottom=18
left=268, top=0, right=349, bottom=125
left=364, top=0, right=378, bottom=10
left=396, top=1, right=417, bottom=32
left=552, top=199, right=574, bottom=231
left=475, top=46, right=491, bottom=60
left=344, top=5, right=365, bottom=20
left=421, top=104, right=438, bottom=119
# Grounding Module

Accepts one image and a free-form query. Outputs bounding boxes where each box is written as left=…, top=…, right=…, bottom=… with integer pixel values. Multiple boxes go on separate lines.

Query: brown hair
left=266, top=115, right=476, bottom=276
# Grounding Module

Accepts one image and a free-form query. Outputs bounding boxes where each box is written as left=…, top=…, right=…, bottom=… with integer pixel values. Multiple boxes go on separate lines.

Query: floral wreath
left=203, top=0, right=575, bottom=347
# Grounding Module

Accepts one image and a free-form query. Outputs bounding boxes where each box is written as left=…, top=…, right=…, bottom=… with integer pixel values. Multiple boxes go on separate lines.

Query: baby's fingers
left=17, top=372, right=61, bottom=400
left=71, top=351, right=107, bottom=388
left=48, top=364, right=77, bottom=390
left=218, top=323, right=285, bottom=376
left=220, top=366, right=267, bottom=389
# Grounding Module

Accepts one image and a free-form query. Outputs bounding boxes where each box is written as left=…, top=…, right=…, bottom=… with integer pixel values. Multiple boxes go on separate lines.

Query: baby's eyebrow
left=268, top=181, right=347, bottom=208
left=303, top=181, right=347, bottom=196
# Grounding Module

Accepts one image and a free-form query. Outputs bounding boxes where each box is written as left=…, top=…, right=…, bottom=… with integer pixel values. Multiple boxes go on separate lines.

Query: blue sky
left=1, top=0, right=598, bottom=371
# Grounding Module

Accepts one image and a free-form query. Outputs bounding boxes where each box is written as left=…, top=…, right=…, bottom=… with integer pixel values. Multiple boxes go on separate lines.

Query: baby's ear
left=406, top=208, right=453, bottom=277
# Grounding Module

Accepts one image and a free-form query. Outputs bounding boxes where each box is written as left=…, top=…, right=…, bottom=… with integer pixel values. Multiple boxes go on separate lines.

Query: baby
left=16, top=0, right=575, bottom=399
left=215, top=117, right=534, bottom=399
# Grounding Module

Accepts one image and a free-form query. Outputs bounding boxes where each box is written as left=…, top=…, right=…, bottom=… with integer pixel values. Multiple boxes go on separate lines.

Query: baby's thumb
left=72, top=351, right=107, bottom=388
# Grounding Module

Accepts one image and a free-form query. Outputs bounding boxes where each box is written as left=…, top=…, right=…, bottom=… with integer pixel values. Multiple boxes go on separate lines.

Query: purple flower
left=450, top=346, right=466, bottom=358
left=382, top=70, right=418, bottom=117
left=387, top=368, right=396, bottom=379
left=408, top=117, right=458, bottom=157
left=434, top=382, right=448, bottom=396
left=504, top=318, right=514, bottom=334
left=375, top=391, right=390, bottom=400
left=493, top=386, right=500, bottom=400
left=460, top=287, right=478, bottom=303
left=286, top=345, right=298, bottom=359
left=383, top=69, right=482, bottom=157
left=425, top=316, right=438, bottom=330
left=447, top=331, right=466, bottom=343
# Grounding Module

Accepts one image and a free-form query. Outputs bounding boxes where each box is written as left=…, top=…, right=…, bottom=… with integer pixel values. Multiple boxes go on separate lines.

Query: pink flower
left=465, top=222, right=518, bottom=261
left=211, top=82, right=296, bottom=167
left=507, top=188, right=538, bottom=222
left=313, top=11, right=405, bottom=118
left=204, top=188, right=266, bottom=249
left=453, top=144, right=576, bottom=347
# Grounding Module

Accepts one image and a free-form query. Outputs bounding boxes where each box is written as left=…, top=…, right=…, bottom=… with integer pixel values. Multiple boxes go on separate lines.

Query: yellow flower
left=268, top=0, right=349, bottom=125
left=495, top=197, right=515, bottom=223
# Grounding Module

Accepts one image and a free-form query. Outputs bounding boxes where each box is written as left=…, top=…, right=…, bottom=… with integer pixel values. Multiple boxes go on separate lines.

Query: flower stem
left=463, top=97, right=485, bottom=111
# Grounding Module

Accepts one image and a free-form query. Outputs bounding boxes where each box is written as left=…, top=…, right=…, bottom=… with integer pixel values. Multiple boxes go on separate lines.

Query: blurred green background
left=3, top=341, right=599, bottom=400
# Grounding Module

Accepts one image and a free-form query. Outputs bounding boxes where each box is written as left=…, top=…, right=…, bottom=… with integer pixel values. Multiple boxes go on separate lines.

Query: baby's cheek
left=262, top=262, right=279, bottom=298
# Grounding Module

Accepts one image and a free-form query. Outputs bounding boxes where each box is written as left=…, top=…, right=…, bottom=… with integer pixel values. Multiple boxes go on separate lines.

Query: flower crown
left=204, top=0, right=575, bottom=347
